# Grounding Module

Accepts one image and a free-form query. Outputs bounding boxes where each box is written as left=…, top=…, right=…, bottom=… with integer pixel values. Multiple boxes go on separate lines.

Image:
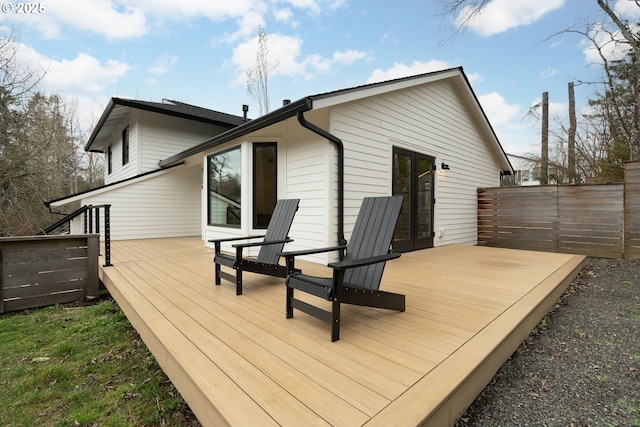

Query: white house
left=45, top=98, right=247, bottom=239
left=47, top=67, right=513, bottom=262
left=506, top=154, right=541, bottom=186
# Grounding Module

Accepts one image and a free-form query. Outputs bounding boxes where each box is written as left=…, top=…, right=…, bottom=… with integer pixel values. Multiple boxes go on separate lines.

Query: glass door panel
left=392, top=148, right=435, bottom=252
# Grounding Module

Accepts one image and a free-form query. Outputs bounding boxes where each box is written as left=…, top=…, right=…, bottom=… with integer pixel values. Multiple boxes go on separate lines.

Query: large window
left=253, top=143, right=277, bottom=228
left=208, top=147, right=242, bottom=226
left=207, top=143, right=278, bottom=228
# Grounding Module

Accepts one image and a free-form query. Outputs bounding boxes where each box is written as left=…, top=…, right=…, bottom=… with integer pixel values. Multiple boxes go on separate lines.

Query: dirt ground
left=456, top=257, right=640, bottom=426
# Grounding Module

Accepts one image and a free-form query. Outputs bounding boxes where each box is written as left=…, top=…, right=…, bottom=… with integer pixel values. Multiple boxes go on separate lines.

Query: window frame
left=122, top=126, right=130, bottom=166
left=252, top=142, right=278, bottom=229
left=207, top=146, right=242, bottom=228
left=107, top=145, right=113, bottom=175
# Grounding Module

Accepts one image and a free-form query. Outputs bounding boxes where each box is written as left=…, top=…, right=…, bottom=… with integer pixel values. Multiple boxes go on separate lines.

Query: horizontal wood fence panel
left=3, top=258, right=89, bottom=286
left=0, top=235, right=100, bottom=313
left=625, top=161, right=640, bottom=259
left=477, top=168, right=640, bottom=258
left=478, top=186, right=558, bottom=253
left=4, top=289, right=87, bottom=313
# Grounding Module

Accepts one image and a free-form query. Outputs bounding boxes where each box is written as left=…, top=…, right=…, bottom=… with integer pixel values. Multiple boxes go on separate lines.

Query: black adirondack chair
left=210, top=198, right=300, bottom=295
left=282, top=196, right=405, bottom=341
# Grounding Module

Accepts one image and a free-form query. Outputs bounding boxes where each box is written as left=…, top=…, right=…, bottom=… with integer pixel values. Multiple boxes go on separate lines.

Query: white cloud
left=149, top=54, right=178, bottom=75
left=614, top=0, right=640, bottom=19
left=478, top=92, right=521, bottom=126
left=26, top=0, right=148, bottom=40
left=2, top=0, right=263, bottom=40
left=222, top=10, right=266, bottom=43
left=283, top=0, right=347, bottom=15
left=14, top=42, right=130, bottom=95
left=366, top=60, right=452, bottom=84
left=528, top=96, right=567, bottom=120
left=580, top=1, right=640, bottom=65
left=466, top=72, right=483, bottom=83
left=540, top=68, right=559, bottom=79
left=581, top=13, right=639, bottom=65
left=231, top=32, right=368, bottom=84
left=333, top=50, right=368, bottom=65
left=273, top=7, right=295, bottom=24
left=456, top=0, right=565, bottom=37
left=1, top=0, right=348, bottom=43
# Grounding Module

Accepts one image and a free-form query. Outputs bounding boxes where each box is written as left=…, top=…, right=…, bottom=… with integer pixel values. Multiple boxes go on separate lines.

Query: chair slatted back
left=257, top=199, right=300, bottom=265
left=343, top=196, right=403, bottom=290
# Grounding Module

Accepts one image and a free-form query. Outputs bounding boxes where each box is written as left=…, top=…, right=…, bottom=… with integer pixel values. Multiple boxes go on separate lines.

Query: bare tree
left=0, top=30, right=90, bottom=235
left=246, top=26, right=279, bottom=116
left=441, top=0, right=640, bottom=181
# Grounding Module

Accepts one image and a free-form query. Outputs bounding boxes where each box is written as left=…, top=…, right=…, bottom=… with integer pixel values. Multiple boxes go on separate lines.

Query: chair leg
left=236, top=268, right=243, bottom=295
left=214, top=242, right=221, bottom=286
left=214, top=262, right=221, bottom=285
left=286, top=287, right=294, bottom=318
left=331, top=297, right=340, bottom=342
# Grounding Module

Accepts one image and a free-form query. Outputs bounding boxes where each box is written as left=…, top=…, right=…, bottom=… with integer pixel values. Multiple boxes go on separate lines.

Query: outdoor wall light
left=441, top=162, right=450, bottom=170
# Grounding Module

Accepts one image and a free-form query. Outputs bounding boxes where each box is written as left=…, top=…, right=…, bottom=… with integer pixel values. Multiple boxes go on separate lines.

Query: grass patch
left=0, top=298, right=199, bottom=427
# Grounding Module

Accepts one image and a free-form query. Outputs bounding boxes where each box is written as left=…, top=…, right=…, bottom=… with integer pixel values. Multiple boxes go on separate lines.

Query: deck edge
left=365, top=253, right=586, bottom=427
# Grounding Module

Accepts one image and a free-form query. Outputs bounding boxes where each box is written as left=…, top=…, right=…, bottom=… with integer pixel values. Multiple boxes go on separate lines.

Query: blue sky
left=1, top=0, right=634, bottom=155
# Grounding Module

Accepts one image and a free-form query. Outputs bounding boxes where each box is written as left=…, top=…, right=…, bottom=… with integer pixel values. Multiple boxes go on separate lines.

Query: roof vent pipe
left=242, top=104, right=249, bottom=122
left=283, top=99, right=291, bottom=106
left=297, top=111, right=346, bottom=257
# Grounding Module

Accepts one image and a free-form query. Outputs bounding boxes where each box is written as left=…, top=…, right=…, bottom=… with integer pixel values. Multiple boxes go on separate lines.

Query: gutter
left=159, top=98, right=312, bottom=168
left=297, top=111, right=347, bottom=252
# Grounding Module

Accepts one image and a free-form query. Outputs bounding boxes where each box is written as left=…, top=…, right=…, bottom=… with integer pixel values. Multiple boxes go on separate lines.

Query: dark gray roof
left=85, top=98, right=247, bottom=153
left=154, top=66, right=509, bottom=175
left=160, top=67, right=472, bottom=168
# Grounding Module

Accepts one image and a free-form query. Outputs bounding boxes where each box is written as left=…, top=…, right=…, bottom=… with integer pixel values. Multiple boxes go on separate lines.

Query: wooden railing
left=0, top=234, right=100, bottom=313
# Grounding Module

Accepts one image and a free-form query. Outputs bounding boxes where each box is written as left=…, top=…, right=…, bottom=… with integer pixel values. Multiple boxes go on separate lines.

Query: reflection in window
left=208, top=147, right=241, bottom=226
left=254, top=143, right=277, bottom=228
left=122, top=126, right=129, bottom=165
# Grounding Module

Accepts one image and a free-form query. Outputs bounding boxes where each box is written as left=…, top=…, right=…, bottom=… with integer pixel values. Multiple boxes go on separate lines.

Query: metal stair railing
left=39, top=204, right=112, bottom=267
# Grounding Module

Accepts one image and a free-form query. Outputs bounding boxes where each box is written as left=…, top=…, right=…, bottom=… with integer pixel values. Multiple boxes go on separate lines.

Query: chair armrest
left=328, top=252, right=401, bottom=270
left=233, top=238, right=293, bottom=248
left=208, top=235, right=265, bottom=244
left=278, top=245, right=346, bottom=258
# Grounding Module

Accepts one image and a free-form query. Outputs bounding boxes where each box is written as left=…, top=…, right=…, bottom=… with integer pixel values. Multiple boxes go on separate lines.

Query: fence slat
left=625, top=161, right=640, bottom=259
left=478, top=181, right=629, bottom=258
left=0, top=234, right=99, bottom=313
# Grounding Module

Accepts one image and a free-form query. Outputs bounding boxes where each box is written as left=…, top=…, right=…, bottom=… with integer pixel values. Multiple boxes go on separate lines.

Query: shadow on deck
left=99, top=237, right=585, bottom=427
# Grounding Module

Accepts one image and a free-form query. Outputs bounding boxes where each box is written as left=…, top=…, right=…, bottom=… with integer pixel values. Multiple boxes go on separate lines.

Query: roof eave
left=84, top=98, right=117, bottom=152
left=159, top=97, right=313, bottom=168
left=456, top=70, right=514, bottom=175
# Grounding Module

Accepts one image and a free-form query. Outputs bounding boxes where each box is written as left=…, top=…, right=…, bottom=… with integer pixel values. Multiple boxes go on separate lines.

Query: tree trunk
left=568, top=82, right=576, bottom=183
left=541, top=91, right=549, bottom=185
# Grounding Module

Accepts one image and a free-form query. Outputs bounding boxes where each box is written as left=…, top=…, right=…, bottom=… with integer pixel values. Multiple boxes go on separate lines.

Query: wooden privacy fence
left=0, top=235, right=100, bottom=313
left=478, top=161, right=640, bottom=259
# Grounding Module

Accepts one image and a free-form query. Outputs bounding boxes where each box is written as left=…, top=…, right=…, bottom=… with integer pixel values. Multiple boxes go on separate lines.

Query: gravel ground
left=456, top=257, right=640, bottom=427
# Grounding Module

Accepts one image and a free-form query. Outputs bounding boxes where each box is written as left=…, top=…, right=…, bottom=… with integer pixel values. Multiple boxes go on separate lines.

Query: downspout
left=297, top=112, right=347, bottom=253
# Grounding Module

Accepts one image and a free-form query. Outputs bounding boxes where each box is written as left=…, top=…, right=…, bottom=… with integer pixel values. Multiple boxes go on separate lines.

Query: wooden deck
left=98, top=237, right=585, bottom=427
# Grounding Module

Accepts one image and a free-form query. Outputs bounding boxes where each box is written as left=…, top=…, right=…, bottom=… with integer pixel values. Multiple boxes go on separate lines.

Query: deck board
left=99, top=237, right=585, bottom=426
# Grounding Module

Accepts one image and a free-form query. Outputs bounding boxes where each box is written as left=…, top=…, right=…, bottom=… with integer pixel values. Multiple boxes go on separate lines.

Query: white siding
left=285, top=115, right=335, bottom=262
left=105, top=113, right=138, bottom=185
left=138, top=111, right=229, bottom=173
left=104, top=111, right=231, bottom=185
left=82, top=165, right=201, bottom=240
left=331, top=78, right=502, bottom=246
left=201, top=117, right=336, bottom=263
